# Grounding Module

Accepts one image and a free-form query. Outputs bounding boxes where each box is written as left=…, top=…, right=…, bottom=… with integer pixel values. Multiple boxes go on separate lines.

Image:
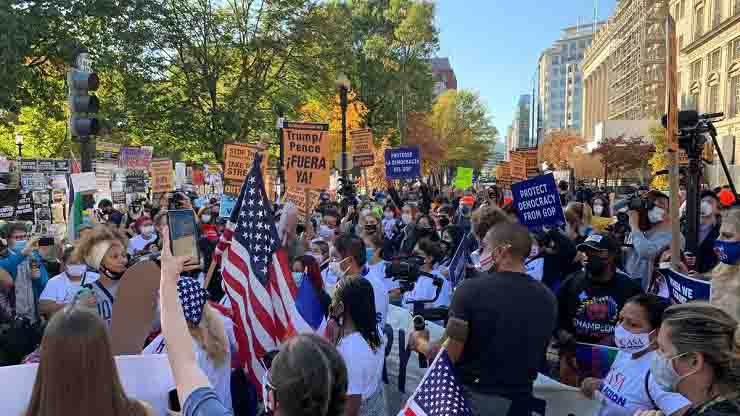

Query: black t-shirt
left=557, top=270, right=643, bottom=345
left=449, top=271, right=557, bottom=395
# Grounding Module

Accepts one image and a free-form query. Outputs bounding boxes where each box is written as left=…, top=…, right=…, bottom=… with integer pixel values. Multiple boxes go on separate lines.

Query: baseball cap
left=645, top=189, right=669, bottom=200
left=577, top=233, right=620, bottom=255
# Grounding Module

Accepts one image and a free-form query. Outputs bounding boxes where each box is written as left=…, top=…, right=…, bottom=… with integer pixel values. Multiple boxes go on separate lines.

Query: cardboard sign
left=118, top=147, right=153, bottom=169
left=283, top=187, right=320, bottom=217
left=657, top=267, right=711, bottom=304
left=191, top=168, right=205, bottom=186
left=110, top=260, right=161, bottom=356
left=350, top=128, right=375, bottom=168
left=70, top=172, right=97, bottom=193
left=511, top=173, right=566, bottom=230
left=283, top=122, right=330, bottom=190
left=219, top=195, right=238, bottom=218
left=96, top=141, right=121, bottom=159
left=223, top=143, right=266, bottom=182
left=385, top=146, right=421, bottom=179
left=224, top=179, right=243, bottom=197
left=149, top=159, right=175, bottom=193
left=454, top=167, right=473, bottom=190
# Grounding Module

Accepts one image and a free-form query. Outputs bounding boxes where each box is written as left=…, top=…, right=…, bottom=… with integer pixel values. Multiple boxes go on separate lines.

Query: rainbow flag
left=575, top=342, right=619, bottom=379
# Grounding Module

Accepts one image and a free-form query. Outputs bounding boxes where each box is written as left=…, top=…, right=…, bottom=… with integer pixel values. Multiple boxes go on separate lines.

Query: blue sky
left=435, top=0, right=617, bottom=143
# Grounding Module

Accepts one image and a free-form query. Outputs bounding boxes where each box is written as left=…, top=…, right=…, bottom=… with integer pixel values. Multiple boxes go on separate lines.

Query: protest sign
left=191, top=168, right=205, bottom=186
left=70, top=172, right=96, bottom=193
left=447, top=232, right=474, bottom=288
left=283, top=122, right=330, bottom=190
left=118, top=147, right=153, bottom=169
left=385, top=146, right=421, bottom=180
left=15, top=190, right=34, bottom=221
left=149, top=159, right=175, bottom=193
left=110, top=260, right=161, bottom=356
left=350, top=128, right=375, bottom=168
left=283, top=187, right=320, bottom=217
left=223, top=143, right=267, bottom=182
left=454, top=167, right=473, bottom=190
left=219, top=195, right=238, bottom=218
left=657, top=267, right=711, bottom=304
left=96, top=141, right=121, bottom=159
left=511, top=173, right=566, bottom=230
left=0, top=189, right=18, bottom=220
left=125, top=169, right=148, bottom=193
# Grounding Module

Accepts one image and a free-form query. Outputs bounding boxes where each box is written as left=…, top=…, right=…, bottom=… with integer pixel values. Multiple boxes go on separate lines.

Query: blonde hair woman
left=709, top=207, right=740, bottom=321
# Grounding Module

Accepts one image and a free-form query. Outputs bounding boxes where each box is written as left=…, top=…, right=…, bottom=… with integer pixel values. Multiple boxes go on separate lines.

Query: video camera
left=384, top=258, right=447, bottom=320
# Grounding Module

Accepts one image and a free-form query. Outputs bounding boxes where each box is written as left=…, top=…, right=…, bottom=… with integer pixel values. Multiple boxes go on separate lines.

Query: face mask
left=648, top=207, right=666, bottom=224
left=401, top=213, right=413, bottom=225
left=586, top=255, right=607, bottom=276
left=477, top=250, right=495, bottom=272
left=700, top=201, right=713, bottom=217
left=714, top=240, right=740, bottom=265
left=329, top=258, right=349, bottom=279
left=384, top=212, right=394, bottom=220
left=593, top=205, right=604, bottom=216
left=438, top=216, right=450, bottom=228
left=651, top=351, right=694, bottom=392
left=140, top=225, right=154, bottom=236
left=201, top=214, right=211, bottom=223
left=364, top=224, right=378, bottom=234
left=292, top=271, right=304, bottom=287
left=614, top=324, right=652, bottom=354
left=365, top=247, right=375, bottom=261
left=319, top=225, right=334, bottom=240
left=12, top=239, right=27, bottom=252
left=101, top=264, right=125, bottom=281
left=66, top=264, right=87, bottom=277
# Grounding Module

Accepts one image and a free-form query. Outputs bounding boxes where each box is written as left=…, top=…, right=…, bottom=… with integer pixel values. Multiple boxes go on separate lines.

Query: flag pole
left=665, top=16, right=681, bottom=269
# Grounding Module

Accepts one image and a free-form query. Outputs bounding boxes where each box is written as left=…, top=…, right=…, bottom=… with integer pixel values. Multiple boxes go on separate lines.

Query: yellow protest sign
left=350, top=128, right=375, bottom=168
left=149, top=159, right=175, bottom=193
left=223, top=143, right=267, bottom=196
left=283, top=121, right=330, bottom=190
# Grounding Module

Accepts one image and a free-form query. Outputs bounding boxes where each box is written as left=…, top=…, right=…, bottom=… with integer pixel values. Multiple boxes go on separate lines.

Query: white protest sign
left=0, top=354, right=175, bottom=416
left=70, top=172, right=97, bottom=193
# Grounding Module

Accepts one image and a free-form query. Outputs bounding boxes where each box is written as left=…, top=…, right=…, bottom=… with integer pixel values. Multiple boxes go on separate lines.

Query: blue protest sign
left=385, top=146, right=421, bottom=179
left=511, top=173, right=566, bottom=230
left=658, top=268, right=711, bottom=304
left=448, top=232, right=476, bottom=288
left=219, top=195, right=237, bottom=218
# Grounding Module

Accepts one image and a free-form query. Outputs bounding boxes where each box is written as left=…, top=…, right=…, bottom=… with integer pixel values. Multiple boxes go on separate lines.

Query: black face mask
left=586, top=256, right=607, bottom=277
left=438, top=217, right=450, bottom=228
left=101, top=264, right=125, bottom=281
left=364, top=224, right=378, bottom=234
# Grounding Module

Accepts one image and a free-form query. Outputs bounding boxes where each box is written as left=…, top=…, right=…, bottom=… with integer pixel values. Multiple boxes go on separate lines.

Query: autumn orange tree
left=540, top=130, right=586, bottom=169
left=592, top=135, right=655, bottom=185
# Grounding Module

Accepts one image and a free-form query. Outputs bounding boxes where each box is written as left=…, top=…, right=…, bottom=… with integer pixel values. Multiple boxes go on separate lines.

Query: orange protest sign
left=350, top=128, right=375, bottom=168
left=283, top=121, right=330, bottom=190
left=149, top=159, right=175, bottom=193
left=224, top=143, right=266, bottom=182
left=283, top=187, right=320, bottom=217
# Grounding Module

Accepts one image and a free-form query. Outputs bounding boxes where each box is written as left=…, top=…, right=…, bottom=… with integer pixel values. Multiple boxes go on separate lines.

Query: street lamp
left=15, top=134, right=23, bottom=158
left=336, top=74, right=350, bottom=181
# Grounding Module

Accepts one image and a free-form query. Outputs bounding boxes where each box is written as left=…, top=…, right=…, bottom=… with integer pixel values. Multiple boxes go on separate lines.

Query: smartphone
left=167, top=209, right=201, bottom=263
left=39, top=237, right=55, bottom=247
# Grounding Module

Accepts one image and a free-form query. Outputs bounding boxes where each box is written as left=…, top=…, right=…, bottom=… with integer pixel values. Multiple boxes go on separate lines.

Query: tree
left=540, top=130, right=586, bottom=169
left=648, top=126, right=669, bottom=189
left=592, top=135, right=655, bottom=185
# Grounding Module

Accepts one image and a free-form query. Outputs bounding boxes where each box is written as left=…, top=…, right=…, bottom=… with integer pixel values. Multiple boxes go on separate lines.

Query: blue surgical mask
left=12, top=240, right=27, bottom=252
left=366, top=247, right=375, bottom=261
left=714, top=240, right=740, bottom=265
left=292, top=271, right=304, bottom=287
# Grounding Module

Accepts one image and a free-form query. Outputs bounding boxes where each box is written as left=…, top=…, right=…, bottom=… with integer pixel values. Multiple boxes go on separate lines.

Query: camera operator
left=409, top=222, right=557, bottom=416
left=400, top=237, right=452, bottom=312
left=624, top=190, right=682, bottom=288
left=527, top=228, right=578, bottom=293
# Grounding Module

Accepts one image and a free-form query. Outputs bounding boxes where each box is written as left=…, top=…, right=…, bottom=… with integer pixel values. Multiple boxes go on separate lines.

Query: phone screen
left=167, top=209, right=200, bottom=263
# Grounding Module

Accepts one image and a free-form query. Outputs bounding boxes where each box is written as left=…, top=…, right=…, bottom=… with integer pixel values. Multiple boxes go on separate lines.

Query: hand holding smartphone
left=166, top=209, right=201, bottom=266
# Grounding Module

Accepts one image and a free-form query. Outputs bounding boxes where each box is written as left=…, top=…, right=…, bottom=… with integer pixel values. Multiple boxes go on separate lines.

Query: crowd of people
left=0, top=178, right=739, bottom=416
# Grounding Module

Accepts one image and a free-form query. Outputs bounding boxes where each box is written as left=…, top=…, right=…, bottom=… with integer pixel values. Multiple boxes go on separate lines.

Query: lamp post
left=336, top=73, right=350, bottom=184
left=15, top=134, right=23, bottom=158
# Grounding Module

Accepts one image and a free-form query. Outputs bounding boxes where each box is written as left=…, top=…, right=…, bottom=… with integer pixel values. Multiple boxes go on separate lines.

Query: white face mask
left=319, top=225, right=334, bottom=240
left=614, top=324, right=652, bottom=354
left=384, top=212, right=394, bottom=220
left=140, top=225, right=154, bottom=236
left=201, top=214, right=211, bottom=223
left=651, top=351, right=695, bottom=392
left=65, top=264, right=87, bottom=277
left=648, top=207, right=666, bottom=224
left=401, top=213, right=413, bottom=225
left=700, top=201, right=713, bottom=217
left=593, top=204, right=604, bottom=216
left=329, top=258, right=350, bottom=279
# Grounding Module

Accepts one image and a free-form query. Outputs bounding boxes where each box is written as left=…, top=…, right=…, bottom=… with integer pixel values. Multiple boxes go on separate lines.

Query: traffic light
left=67, top=68, right=100, bottom=137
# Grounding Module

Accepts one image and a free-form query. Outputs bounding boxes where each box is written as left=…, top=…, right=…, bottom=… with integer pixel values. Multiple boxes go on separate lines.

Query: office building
left=510, top=94, right=532, bottom=148
left=537, top=23, right=602, bottom=142
left=429, top=57, right=458, bottom=97
left=581, top=1, right=669, bottom=141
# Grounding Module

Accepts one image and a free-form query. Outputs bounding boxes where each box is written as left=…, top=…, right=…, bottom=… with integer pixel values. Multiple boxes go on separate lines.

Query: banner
left=657, top=267, right=711, bottom=304
left=0, top=354, right=175, bottom=416
left=96, top=141, right=121, bottom=160
left=511, top=173, right=566, bottom=230
left=149, top=159, right=175, bottom=193
left=454, top=167, right=473, bottom=190
left=384, top=146, right=421, bottom=180
left=283, top=122, right=330, bottom=190
left=350, top=128, right=375, bottom=168
left=70, top=172, right=96, bottom=193
left=118, top=147, right=153, bottom=169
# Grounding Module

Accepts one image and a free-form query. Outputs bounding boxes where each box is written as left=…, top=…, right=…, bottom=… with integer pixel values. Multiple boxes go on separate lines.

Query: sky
left=435, top=0, right=617, bottom=144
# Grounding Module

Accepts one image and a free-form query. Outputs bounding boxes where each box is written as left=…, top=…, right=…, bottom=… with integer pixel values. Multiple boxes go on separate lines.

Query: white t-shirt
left=362, top=264, right=389, bottom=331
left=596, top=350, right=690, bottom=416
left=402, top=269, right=451, bottom=311
left=128, top=233, right=158, bottom=255
left=40, top=271, right=100, bottom=306
left=337, top=332, right=384, bottom=400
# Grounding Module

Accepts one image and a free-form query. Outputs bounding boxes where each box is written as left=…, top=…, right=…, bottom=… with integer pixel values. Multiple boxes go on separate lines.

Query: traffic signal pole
left=68, top=53, right=100, bottom=173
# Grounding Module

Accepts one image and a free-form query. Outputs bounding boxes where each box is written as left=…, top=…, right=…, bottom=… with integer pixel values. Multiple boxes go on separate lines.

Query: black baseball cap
left=577, top=233, right=620, bottom=255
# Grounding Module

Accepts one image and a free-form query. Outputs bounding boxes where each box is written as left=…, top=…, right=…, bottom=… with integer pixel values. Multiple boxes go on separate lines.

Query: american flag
left=215, top=153, right=312, bottom=387
left=398, top=350, right=472, bottom=416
